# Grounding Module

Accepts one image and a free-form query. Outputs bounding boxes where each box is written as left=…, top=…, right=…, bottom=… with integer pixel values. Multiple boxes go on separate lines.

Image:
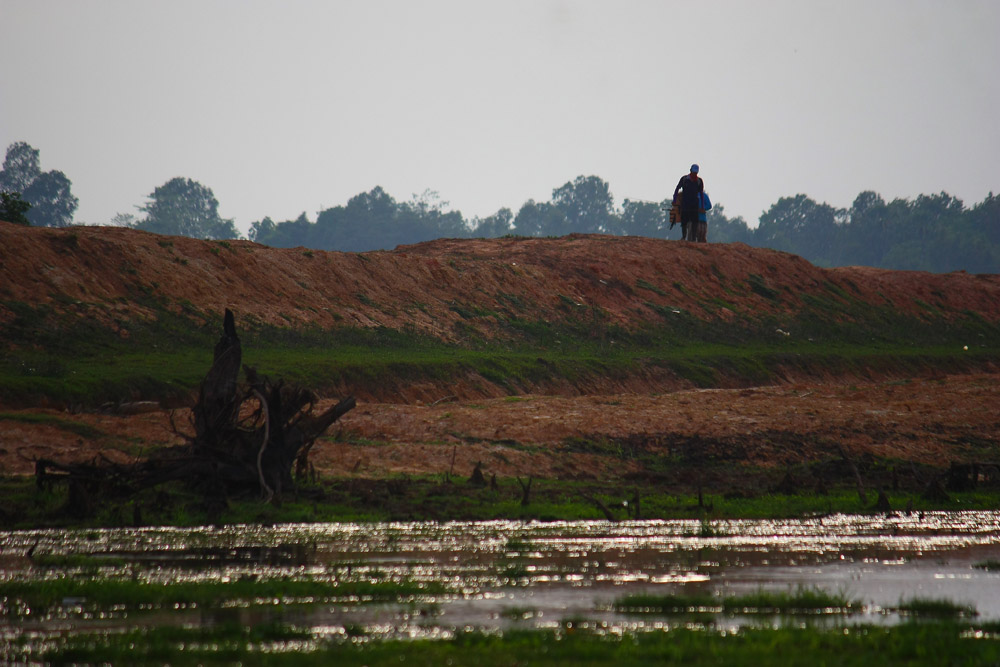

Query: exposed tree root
left=33, top=309, right=356, bottom=516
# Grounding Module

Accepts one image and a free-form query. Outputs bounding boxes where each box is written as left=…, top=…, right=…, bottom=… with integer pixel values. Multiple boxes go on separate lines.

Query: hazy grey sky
left=2, top=0, right=998, bottom=234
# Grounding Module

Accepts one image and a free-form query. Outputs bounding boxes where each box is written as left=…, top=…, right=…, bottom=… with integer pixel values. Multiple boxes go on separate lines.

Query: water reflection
left=2, top=513, right=1000, bottom=646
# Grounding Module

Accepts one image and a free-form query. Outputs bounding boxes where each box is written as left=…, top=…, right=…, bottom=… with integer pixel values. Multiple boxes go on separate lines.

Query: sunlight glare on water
left=2, top=512, right=1000, bottom=647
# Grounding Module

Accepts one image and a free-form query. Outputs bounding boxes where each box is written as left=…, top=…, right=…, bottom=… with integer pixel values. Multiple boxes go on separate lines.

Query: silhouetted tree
left=251, top=212, right=310, bottom=246
left=755, top=194, right=843, bottom=266
left=512, top=199, right=568, bottom=237
left=109, top=212, right=139, bottom=228
left=23, top=170, right=78, bottom=228
left=551, top=175, right=615, bottom=234
left=969, top=193, right=1000, bottom=247
left=0, top=191, right=32, bottom=225
left=248, top=215, right=277, bottom=243
left=0, top=142, right=78, bottom=227
left=399, top=189, right=469, bottom=243
left=706, top=204, right=753, bottom=244
left=617, top=199, right=668, bottom=238
left=842, top=191, right=888, bottom=266
left=250, top=186, right=472, bottom=251
left=316, top=186, right=400, bottom=251
left=472, top=207, right=514, bottom=238
left=0, top=142, right=41, bottom=194
left=137, top=177, right=238, bottom=239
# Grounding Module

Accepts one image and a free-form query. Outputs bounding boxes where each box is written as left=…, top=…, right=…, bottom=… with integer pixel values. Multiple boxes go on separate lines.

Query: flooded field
left=2, top=513, right=1000, bottom=657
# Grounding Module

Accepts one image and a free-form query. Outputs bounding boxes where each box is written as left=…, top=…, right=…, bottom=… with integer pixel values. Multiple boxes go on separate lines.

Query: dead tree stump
left=33, top=309, right=356, bottom=514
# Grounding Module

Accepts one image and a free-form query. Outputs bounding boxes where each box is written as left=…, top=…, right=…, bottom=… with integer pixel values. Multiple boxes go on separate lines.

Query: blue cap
left=690, top=164, right=699, bottom=173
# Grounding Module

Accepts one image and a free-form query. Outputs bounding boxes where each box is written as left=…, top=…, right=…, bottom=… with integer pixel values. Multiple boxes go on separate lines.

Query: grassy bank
left=1, top=318, right=996, bottom=408
left=3, top=280, right=999, bottom=407
left=3, top=472, right=999, bottom=529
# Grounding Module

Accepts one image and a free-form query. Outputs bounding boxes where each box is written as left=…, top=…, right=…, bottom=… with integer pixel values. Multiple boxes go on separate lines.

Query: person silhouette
left=672, top=164, right=704, bottom=242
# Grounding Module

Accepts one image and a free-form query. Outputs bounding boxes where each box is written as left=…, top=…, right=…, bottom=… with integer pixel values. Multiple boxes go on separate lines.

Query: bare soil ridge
left=2, top=222, right=999, bottom=340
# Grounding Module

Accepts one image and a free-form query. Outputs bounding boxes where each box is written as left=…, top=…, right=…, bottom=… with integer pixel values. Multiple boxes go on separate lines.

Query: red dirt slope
left=2, top=223, right=999, bottom=341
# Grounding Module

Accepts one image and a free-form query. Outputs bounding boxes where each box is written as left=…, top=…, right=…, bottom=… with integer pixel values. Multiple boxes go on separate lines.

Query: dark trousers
left=680, top=209, right=698, bottom=241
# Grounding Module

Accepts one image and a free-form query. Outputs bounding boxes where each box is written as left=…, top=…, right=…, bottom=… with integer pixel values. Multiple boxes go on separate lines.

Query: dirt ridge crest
left=2, top=223, right=999, bottom=341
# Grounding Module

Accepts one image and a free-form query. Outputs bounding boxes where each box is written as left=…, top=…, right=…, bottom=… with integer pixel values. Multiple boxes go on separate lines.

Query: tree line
left=248, top=175, right=1000, bottom=274
left=0, top=142, right=78, bottom=228
left=2, top=141, right=998, bottom=273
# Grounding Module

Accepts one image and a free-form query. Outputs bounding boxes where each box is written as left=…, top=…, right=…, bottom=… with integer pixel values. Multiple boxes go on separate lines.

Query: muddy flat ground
left=3, top=372, right=996, bottom=482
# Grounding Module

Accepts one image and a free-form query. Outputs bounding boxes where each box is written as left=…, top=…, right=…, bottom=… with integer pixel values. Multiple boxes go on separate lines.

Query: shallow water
left=2, top=512, right=1000, bottom=647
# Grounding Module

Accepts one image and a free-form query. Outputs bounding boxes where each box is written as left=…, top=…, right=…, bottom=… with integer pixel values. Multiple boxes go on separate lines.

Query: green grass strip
left=38, top=623, right=1000, bottom=666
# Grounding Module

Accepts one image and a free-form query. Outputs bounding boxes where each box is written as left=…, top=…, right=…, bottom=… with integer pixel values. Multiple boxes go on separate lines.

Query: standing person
left=673, top=164, right=704, bottom=241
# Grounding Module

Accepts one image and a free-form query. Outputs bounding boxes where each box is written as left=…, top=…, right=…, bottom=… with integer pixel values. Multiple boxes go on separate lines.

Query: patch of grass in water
left=615, top=591, right=718, bottom=614
left=724, top=587, right=861, bottom=614
left=502, top=536, right=535, bottom=553
left=29, top=553, right=127, bottom=569
left=895, top=596, right=977, bottom=619
left=697, top=517, right=724, bottom=537
left=973, top=559, right=1000, bottom=572
left=44, top=621, right=311, bottom=665
left=615, top=586, right=861, bottom=615
left=0, top=576, right=444, bottom=614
